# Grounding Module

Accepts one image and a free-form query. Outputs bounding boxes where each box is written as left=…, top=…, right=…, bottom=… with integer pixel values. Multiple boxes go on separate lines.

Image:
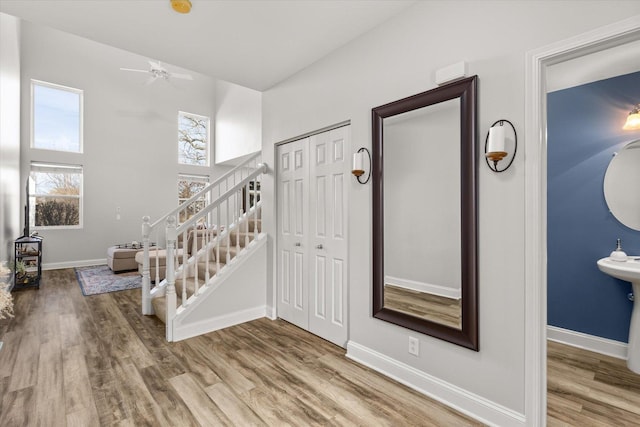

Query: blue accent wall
left=547, top=71, right=640, bottom=343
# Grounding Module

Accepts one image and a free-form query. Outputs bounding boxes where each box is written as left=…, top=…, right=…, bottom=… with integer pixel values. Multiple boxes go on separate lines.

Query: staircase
left=141, top=153, right=267, bottom=341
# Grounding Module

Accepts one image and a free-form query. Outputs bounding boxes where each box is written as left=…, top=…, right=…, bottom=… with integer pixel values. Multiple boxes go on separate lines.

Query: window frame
left=177, top=111, right=210, bottom=167
left=30, top=79, right=84, bottom=153
left=177, top=173, right=210, bottom=224
left=29, top=162, right=84, bottom=230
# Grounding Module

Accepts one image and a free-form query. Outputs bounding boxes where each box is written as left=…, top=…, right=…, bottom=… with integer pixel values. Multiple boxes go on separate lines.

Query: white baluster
left=216, top=207, right=221, bottom=273
left=192, top=227, right=198, bottom=298
left=244, top=183, right=250, bottom=247
left=253, top=178, right=259, bottom=239
left=154, top=228, right=160, bottom=287
left=236, top=190, right=241, bottom=255
left=182, top=229, right=187, bottom=306
left=165, top=215, right=177, bottom=342
left=141, top=216, right=152, bottom=315
left=203, top=225, right=209, bottom=287
left=226, top=198, right=231, bottom=263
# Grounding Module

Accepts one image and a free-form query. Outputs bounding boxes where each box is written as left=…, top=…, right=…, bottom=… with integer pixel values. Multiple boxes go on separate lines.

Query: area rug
left=75, top=265, right=141, bottom=296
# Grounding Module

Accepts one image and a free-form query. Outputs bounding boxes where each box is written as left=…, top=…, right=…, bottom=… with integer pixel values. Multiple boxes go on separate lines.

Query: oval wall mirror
left=604, top=139, right=640, bottom=231
left=372, top=76, right=478, bottom=351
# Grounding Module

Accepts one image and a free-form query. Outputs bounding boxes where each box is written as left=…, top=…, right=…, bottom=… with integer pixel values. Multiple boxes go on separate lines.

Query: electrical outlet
left=408, top=336, right=419, bottom=356
left=116, top=207, right=121, bottom=220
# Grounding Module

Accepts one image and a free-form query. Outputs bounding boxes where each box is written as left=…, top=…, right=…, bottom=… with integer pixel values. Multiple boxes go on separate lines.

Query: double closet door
left=276, top=125, right=349, bottom=347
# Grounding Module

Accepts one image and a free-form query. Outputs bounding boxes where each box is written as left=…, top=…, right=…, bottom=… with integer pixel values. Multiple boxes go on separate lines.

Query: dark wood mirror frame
left=372, top=75, right=478, bottom=351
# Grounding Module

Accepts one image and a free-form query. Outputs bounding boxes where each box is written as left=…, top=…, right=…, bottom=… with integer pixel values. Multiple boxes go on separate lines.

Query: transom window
left=30, top=162, right=83, bottom=229
left=178, top=111, right=210, bottom=166
left=178, top=174, right=209, bottom=223
left=31, top=80, right=83, bottom=153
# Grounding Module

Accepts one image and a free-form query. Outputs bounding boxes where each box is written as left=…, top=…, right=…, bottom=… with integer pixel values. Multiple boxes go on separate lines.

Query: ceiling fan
left=120, top=60, right=193, bottom=85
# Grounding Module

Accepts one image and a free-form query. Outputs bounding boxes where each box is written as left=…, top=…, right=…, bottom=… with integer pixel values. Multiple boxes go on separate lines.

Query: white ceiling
left=0, top=0, right=416, bottom=91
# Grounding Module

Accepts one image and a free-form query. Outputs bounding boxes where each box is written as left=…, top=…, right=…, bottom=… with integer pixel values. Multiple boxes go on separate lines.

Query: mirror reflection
left=372, top=75, right=478, bottom=351
left=383, top=99, right=462, bottom=329
left=604, top=139, right=640, bottom=230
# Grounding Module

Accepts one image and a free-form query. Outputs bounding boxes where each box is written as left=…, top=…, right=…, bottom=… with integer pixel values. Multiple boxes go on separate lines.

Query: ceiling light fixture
left=171, top=0, right=192, bottom=14
left=623, top=104, right=640, bottom=130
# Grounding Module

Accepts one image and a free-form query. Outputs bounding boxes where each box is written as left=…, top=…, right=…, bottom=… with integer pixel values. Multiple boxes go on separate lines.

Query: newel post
left=141, top=216, right=153, bottom=315
left=165, top=215, right=177, bottom=342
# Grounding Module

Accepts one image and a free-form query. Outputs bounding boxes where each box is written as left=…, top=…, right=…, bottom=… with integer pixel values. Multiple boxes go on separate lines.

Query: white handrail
left=161, top=167, right=265, bottom=334
left=175, top=165, right=265, bottom=235
left=149, top=151, right=261, bottom=230
left=141, top=158, right=266, bottom=323
left=142, top=152, right=261, bottom=314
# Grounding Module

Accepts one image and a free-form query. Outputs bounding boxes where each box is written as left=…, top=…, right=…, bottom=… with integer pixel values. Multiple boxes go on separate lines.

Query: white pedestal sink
left=597, top=256, right=640, bottom=373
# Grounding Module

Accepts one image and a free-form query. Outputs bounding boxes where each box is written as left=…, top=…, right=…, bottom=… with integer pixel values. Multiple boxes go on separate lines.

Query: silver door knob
left=316, top=244, right=323, bottom=249
left=294, top=242, right=301, bottom=247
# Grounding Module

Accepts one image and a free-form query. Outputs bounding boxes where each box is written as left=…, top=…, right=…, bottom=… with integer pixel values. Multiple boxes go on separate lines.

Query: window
left=178, top=111, right=210, bottom=166
left=178, top=174, right=209, bottom=223
left=31, top=80, right=83, bottom=153
left=29, top=163, right=83, bottom=228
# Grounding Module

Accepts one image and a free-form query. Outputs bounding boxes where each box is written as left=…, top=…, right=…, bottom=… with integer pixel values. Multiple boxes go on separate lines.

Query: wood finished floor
left=547, top=340, right=640, bottom=426
left=3, top=270, right=639, bottom=426
left=0, top=269, right=481, bottom=427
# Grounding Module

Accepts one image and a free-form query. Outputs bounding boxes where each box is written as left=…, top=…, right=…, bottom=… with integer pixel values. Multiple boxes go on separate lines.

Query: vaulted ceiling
left=0, top=0, right=416, bottom=91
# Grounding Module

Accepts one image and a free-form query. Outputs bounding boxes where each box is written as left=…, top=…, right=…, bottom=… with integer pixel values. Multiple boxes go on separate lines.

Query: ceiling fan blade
left=145, top=76, right=158, bottom=85
left=120, top=67, right=149, bottom=73
left=171, top=73, right=193, bottom=80
left=148, top=60, right=165, bottom=71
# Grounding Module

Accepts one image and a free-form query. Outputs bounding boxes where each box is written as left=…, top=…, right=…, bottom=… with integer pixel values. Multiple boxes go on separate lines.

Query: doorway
left=524, top=16, right=640, bottom=423
left=275, top=125, right=350, bottom=347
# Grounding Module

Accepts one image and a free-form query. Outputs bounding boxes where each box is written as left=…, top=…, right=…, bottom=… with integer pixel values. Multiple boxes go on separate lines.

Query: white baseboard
left=346, top=341, right=525, bottom=427
left=173, top=305, right=266, bottom=342
left=385, top=275, right=461, bottom=299
left=266, top=305, right=277, bottom=320
left=43, top=258, right=106, bottom=271
left=547, top=325, right=627, bottom=360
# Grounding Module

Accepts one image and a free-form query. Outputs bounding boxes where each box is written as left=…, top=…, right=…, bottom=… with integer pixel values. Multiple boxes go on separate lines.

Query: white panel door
left=276, top=138, right=309, bottom=329
left=308, top=127, right=349, bottom=346
left=276, top=125, right=350, bottom=348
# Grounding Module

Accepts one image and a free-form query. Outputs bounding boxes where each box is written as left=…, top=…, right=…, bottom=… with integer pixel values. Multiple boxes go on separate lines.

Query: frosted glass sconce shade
left=352, top=148, right=371, bottom=184
left=484, top=119, right=517, bottom=172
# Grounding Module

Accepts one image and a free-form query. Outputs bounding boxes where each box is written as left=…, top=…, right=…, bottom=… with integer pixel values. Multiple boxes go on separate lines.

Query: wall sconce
left=623, top=104, right=640, bottom=130
left=485, top=119, right=517, bottom=173
left=352, top=147, right=371, bottom=184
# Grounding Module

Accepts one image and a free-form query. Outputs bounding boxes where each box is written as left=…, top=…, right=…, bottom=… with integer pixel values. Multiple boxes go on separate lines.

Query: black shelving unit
left=14, top=235, right=43, bottom=290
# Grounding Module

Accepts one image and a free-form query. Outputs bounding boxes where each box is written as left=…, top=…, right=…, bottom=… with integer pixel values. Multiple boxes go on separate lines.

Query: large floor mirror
left=372, top=76, right=478, bottom=351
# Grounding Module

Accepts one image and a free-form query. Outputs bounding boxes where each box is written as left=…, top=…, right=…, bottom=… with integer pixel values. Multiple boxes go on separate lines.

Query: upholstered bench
left=107, top=246, right=142, bottom=272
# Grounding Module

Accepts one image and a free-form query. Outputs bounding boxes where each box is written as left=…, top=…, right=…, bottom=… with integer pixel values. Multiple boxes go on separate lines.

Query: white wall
left=261, top=1, right=640, bottom=423
left=19, top=21, right=231, bottom=268
left=0, top=13, right=21, bottom=269
left=175, top=236, right=267, bottom=336
left=215, top=80, right=262, bottom=165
